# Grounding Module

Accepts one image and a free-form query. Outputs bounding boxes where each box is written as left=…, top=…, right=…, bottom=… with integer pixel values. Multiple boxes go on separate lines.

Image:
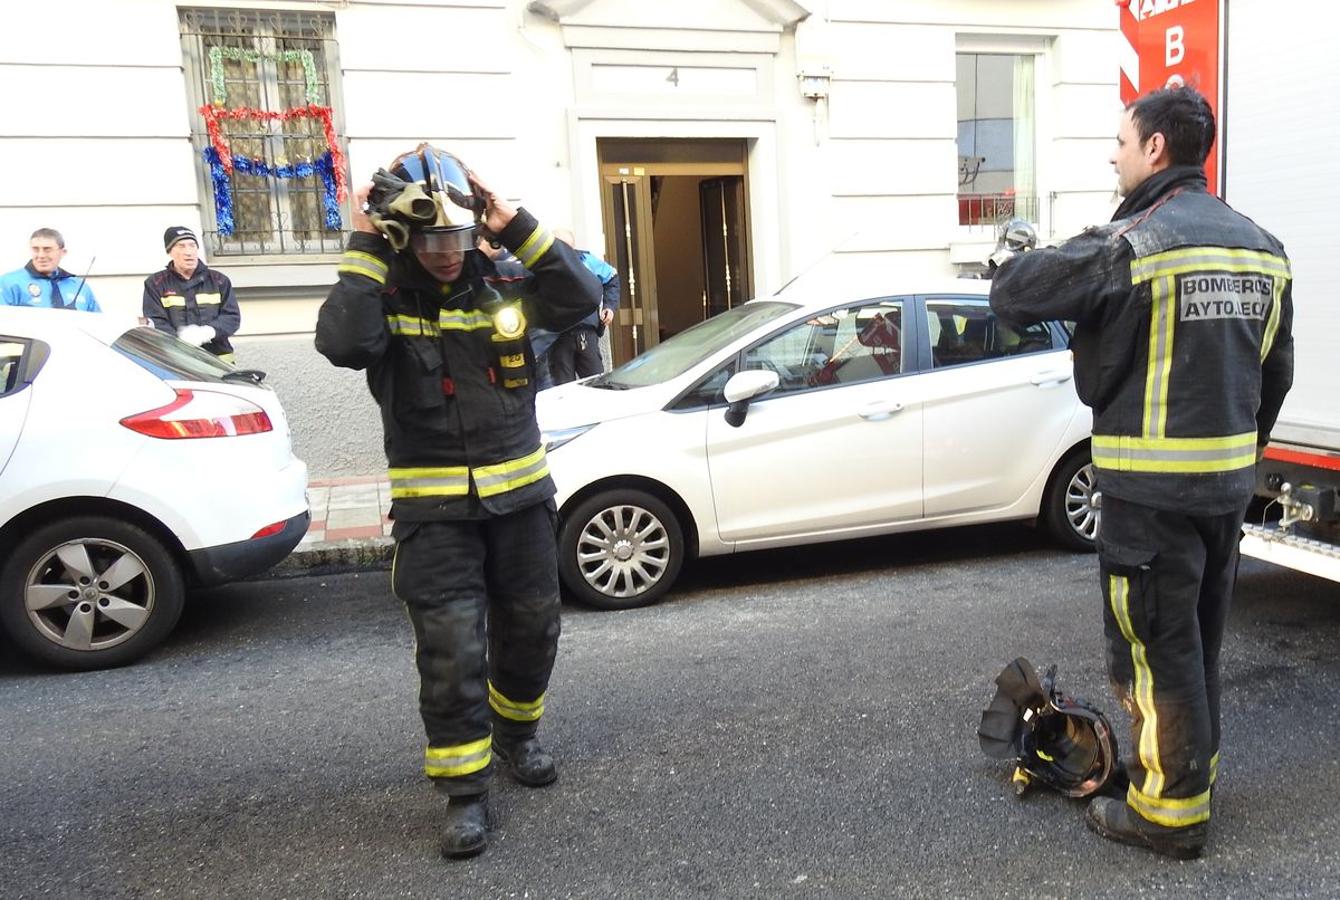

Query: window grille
left=179, top=8, right=347, bottom=257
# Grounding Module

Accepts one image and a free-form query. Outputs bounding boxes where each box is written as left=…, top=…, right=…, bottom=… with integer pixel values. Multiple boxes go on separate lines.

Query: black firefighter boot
left=441, top=793, right=492, bottom=860
left=1085, top=797, right=1207, bottom=860
left=492, top=733, right=558, bottom=787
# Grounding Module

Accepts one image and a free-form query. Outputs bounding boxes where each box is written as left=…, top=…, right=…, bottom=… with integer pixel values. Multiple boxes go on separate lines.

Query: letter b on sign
left=1166, top=25, right=1185, bottom=65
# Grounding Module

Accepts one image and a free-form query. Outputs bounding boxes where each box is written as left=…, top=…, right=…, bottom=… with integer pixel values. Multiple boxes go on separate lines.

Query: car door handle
left=1030, top=370, right=1072, bottom=386
left=859, top=401, right=904, bottom=420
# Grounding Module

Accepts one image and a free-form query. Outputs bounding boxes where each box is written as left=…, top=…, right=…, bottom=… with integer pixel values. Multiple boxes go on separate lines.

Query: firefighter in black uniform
left=315, top=145, right=601, bottom=860
left=990, top=87, right=1294, bottom=859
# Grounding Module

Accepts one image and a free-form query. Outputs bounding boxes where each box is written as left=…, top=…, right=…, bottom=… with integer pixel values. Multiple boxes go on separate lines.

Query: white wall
left=0, top=0, right=1121, bottom=326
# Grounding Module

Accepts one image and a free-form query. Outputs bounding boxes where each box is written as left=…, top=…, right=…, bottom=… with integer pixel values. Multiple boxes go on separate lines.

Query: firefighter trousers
left=1097, top=492, right=1247, bottom=830
left=391, top=502, right=561, bottom=796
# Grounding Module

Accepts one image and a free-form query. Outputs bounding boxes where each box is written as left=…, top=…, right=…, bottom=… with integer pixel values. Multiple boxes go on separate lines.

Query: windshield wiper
left=222, top=368, right=267, bottom=385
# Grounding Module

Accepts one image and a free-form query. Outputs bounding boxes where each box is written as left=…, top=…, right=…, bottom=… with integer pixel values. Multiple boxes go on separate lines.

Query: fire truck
left=1120, top=0, right=1340, bottom=582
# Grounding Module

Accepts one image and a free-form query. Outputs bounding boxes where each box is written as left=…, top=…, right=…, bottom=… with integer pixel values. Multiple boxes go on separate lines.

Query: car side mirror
left=722, top=369, right=780, bottom=428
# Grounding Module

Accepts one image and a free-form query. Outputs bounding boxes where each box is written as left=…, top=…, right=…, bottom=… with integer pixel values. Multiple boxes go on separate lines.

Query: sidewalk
left=270, top=475, right=395, bottom=576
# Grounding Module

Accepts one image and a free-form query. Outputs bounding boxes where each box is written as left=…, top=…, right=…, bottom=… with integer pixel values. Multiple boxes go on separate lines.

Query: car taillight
left=251, top=520, right=288, bottom=539
left=120, top=389, right=273, bottom=439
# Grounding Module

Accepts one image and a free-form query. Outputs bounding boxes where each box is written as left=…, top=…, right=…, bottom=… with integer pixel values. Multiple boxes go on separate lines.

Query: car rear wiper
left=222, top=368, right=267, bottom=385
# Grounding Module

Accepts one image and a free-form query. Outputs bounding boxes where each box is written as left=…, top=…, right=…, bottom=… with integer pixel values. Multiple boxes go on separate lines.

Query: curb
left=262, top=536, right=394, bottom=579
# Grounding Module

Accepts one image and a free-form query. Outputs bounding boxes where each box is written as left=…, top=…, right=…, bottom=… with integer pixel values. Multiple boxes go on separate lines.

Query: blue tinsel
left=201, top=148, right=343, bottom=236
left=203, top=146, right=235, bottom=237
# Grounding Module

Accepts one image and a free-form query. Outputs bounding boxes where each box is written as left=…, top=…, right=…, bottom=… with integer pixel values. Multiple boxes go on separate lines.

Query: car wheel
left=0, top=516, right=185, bottom=670
left=1042, top=451, right=1099, bottom=552
left=558, top=489, right=685, bottom=610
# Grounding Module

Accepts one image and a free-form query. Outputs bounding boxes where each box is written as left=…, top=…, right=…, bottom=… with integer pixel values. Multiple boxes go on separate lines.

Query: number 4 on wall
left=666, top=67, right=679, bottom=87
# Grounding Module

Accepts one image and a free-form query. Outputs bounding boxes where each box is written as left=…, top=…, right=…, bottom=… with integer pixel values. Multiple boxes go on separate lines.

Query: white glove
left=177, top=324, right=216, bottom=346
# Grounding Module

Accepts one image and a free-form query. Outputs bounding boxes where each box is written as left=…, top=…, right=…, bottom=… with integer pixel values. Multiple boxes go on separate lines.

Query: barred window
left=179, top=8, right=348, bottom=257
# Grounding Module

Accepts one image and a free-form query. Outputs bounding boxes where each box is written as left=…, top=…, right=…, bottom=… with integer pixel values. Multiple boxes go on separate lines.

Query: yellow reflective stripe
left=488, top=682, right=545, bottom=722
left=502, top=377, right=529, bottom=389
left=160, top=296, right=186, bottom=308
left=344, top=250, right=388, bottom=275
left=439, top=308, right=493, bottom=331
left=385, top=315, right=436, bottom=337
left=472, top=446, right=549, bottom=498
left=194, top=292, right=222, bottom=306
left=1110, top=574, right=1165, bottom=798
left=424, top=736, right=492, bottom=777
left=1209, top=751, right=1219, bottom=786
left=514, top=226, right=554, bottom=269
left=1130, top=246, right=1291, bottom=284
left=340, top=262, right=387, bottom=285
left=1142, top=275, right=1175, bottom=438
left=1091, top=432, right=1258, bottom=474
left=1127, top=783, right=1212, bottom=827
left=388, top=465, right=469, bottom=498
left=1260, top=275, right=1285, bottom=362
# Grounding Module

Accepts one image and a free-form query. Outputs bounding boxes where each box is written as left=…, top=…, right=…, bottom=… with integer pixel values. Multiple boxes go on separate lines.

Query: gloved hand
left=177, top=324, right=216, bottom=346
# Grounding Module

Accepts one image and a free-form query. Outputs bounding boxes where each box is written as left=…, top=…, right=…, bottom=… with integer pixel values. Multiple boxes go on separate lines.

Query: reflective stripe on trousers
left=391, top=503, right=560, bottom=796
left=1097, top=494, right=1246, bottom=828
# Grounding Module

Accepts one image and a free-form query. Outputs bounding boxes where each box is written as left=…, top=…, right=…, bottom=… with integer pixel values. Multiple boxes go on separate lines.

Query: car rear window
left=112, top=327, right=237, bottom=383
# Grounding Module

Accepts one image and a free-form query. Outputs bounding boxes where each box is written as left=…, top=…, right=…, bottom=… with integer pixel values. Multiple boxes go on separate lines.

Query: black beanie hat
left=164, top=226, right=198, bottom=253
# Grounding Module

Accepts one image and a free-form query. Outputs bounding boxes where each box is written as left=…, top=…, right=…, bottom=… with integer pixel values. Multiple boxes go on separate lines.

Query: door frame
left=569, top=117, right=784, bottom=329
left=597, top=148, right=752, bottom=363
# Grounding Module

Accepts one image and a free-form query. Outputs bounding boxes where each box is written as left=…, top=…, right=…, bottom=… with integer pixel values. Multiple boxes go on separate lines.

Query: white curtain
left=1012, top=55, right=1036, bottom=221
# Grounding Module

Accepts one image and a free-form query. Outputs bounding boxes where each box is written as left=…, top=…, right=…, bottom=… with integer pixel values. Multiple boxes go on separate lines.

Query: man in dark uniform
left=142, top=227, right=241, bottom=362
left=315, top=145, right=600, bottom=860
left=990, top=87, right=1294, bottom=859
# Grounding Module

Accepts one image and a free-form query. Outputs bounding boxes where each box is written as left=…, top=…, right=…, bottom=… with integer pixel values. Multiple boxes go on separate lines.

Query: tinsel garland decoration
left=208, top=46, right=322, bottom=106
left=203, top=146, right=342, bottom=236
left=204, top=146, right=235, bottom=237
left=198, top=104, right=348, bottom=202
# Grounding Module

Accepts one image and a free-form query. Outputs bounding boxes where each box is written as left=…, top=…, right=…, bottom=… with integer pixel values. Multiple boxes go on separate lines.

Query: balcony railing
left=958, top=192, right=1039, bottom=228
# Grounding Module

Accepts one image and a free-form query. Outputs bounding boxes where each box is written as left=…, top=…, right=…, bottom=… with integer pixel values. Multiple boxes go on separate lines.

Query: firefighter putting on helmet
left=315, top=144, right=601, bottom=860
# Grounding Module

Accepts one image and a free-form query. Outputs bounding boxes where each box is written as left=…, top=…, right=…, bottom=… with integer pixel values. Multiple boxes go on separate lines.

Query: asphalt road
left=3, top=523, right=1339, bottom=899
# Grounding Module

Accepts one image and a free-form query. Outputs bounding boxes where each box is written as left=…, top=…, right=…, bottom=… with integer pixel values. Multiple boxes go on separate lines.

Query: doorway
left=597, top=139, right=751, bottom=365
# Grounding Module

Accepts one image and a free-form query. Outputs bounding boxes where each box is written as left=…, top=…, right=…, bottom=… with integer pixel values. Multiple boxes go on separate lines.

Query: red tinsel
left=198, top=103, right=348, bottom=202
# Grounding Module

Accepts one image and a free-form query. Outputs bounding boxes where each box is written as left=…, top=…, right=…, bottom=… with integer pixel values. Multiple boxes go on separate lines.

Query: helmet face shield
left=410, top=227, right=477, bottom=255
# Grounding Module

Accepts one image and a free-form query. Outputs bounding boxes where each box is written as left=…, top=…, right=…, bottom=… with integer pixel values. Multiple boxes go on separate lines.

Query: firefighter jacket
left=314, top=209, right=602, bottom=521
left=142, top=262, right=241, bottom=356
left=990, top=166, right=1294, bottom=515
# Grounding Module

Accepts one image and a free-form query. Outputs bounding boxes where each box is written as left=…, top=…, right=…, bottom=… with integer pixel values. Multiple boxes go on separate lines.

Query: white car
left=0, top=308, right=309, bottom=669
left=538, top=279, right=1096, bottom=610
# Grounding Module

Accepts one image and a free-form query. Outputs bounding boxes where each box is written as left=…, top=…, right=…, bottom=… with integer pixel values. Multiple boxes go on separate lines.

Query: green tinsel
left=207, top=46, right=322, bottom=106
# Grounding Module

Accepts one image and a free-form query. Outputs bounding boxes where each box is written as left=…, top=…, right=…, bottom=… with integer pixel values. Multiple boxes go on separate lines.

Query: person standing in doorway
left=547, top=228, right=618, bottom=384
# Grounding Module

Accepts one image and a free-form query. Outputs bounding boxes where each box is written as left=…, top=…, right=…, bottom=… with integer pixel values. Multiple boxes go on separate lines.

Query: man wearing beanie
left=142, top=226, right=241, bottom=362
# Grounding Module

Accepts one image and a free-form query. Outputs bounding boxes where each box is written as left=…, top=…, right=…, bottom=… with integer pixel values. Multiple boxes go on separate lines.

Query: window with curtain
left=955, top=53, right=1036, bottom=227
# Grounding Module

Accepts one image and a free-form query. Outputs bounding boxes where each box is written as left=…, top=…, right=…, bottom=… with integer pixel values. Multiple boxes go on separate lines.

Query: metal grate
left=180, top=7, right=347, bottom=257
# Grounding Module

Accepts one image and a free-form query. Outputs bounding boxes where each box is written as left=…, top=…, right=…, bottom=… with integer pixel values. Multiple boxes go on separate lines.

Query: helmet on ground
left=977, top=657, right=1118, bottom=798
left=374, top=143, right=484, bottom=254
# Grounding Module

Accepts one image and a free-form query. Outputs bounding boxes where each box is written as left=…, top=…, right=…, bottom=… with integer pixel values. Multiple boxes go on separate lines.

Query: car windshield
left=112, top=327, right=245, bottom=384
left=587, top=301, right=798, bottom=389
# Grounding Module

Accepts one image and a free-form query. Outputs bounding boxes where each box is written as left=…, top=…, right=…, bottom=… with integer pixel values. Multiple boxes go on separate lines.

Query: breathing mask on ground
left=977, top=657, right=1118, bottom=798
left=366, top=143, right=486, bottom=253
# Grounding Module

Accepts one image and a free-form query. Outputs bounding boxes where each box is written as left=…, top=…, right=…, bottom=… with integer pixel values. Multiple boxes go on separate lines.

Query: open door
left=601, top=171, right=658, bottom=363
left=598, top=139, right=751, bottom=366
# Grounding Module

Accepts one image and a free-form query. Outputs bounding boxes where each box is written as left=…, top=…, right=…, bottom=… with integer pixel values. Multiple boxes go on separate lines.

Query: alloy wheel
left=24, top=538, right=156, bottom=652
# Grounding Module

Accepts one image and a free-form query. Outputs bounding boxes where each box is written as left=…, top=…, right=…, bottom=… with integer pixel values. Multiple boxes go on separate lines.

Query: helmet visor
left=410, top=227, right=477, bottom=255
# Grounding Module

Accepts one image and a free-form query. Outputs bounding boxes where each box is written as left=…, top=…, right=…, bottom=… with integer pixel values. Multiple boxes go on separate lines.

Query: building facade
left=0, top=0, right=1121, bottom=473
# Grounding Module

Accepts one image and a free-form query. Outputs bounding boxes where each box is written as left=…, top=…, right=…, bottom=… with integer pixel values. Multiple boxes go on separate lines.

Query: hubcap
left=23, top=538, right=155, bottom=652
left=576, top=504, right=671, bottom=599
left=1065, top=463, right=1100, bottom=542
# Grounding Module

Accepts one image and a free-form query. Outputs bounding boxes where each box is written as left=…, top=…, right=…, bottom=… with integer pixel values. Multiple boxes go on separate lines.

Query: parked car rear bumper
left=188, top=509, right=311, bottom=585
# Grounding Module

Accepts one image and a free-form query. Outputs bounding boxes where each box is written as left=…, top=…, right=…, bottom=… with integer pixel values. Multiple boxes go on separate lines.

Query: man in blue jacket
left=1, top=228, right=101, bottom=311
left=548, top=228, right=619, bottom=384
